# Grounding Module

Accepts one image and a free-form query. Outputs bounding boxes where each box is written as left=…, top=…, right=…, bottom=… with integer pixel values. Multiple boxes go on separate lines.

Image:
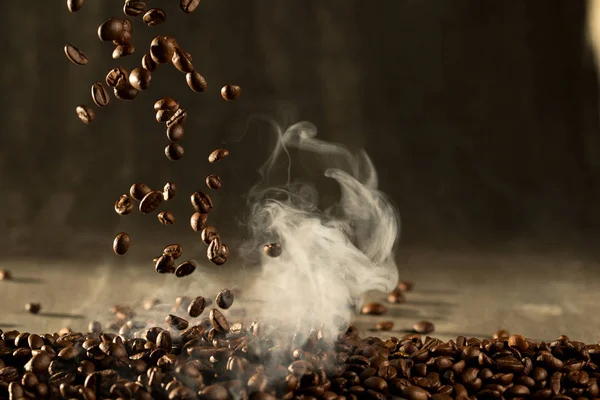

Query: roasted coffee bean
left=143, top=297, right=160, bottom=311
left=216, top=289, right=234, bottom=310
left=129, top=67, right=152, bottom=90
left=130, top=182, right=151, bottom=201
left=76, top=105, right=95, bottom=124
left=508, top=334, right=528, bottom=351
left=113, top=83, right=139, bottom=100
left=139, top=190, right=163, bottom=214
left=206, top=174, right=222, bottom=190
left=165, top=143, right=185, bottom=161
left=163, top=244, right=183, bottom=259
left=64, top=44, right=88, bottom=65
left=67, top=0, right=84, bottom=12
left=209, top=309, right=230, bottom=333
left=91, top=82, right=110, bottom=107
left=150, top=36, right=176, bottom=64
left=175, top=260, right=196, bottom=277
left=413, top=321, right=435, bottom=334
left=221, top=84, right=241, bottom=101
left=25, top=303, right=41, bottom=314
left=179, top=0, right=201, bottom=13
left=112, top=44, right=135, bottom=59
left=188, top=296, right=207, bottom=318
left=113, top=232, right=131, bottom=255
left=155, top=254, right=175, bottom=274
left=376, top=321, right=394, bottom=331
left=397, top=280, right=413, bottom=291
left=190, top=192, right=213, bottom=213
left=143, top=8, right=166, bottom=26
left=154, top=96, right=179, bottom=111
left=387, top=289, right=406, bottom=304
left=172, top=48, right=194, bottom=73
left=186, top=71, right=207, bottom=92
left=162, top=182, right=176, bottom=201
left=190, top=212, right=208, bottom=232
left=156, top=109, right=176, bottom=123
left=0, top=269, right=12, bottom=280
left=158, top=211, right=175, bottom=225
left=165, top=315, right=189, bottom=331
left=98, top=18, right=124, bottom=42
left=166, top=108, right=187, bottom=128
left=207, top=236, right=222, bottom=259
left=494, top=330, right=510, bottom=340
left=167, top=123, right=185, bottom=141
left=208, top=148, right=230, bottom=163
left=106, top=66, right=128, bottom=87
left=123, top=0, right=147, bottom=16
left=361, top=303, right=387, bottom=315
left=201, top=226, right=219, bottom=244
left=142, top=53, right=157, bottom=72
left=114, top=194, right=134, bottom=215
left=263, top=243, right=282, bottom=258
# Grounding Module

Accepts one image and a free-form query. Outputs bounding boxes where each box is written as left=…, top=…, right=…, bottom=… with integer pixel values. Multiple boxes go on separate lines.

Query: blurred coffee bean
left=163, top=244, right=183, bottom=259
left=112, top=44, right=135, bottom=59
left=130, top=183, right=151, bottom=201
left=154, top=96, right=179, bottom=111
left=387, top=289, right=405, bottom=304
left=64, top=44, right=88, bottom=65
left=163, top=182, right=176, bottom=201
left=98, top=18, right=124, bottom=42
left=129, top=67, right=151, bottom=91
left=91, top=82, right=110, bottom=107
left=150, top=36, right=175, bottom=64
left=0, top=269, right=12, bottom=280
left=188, top=297, right=207, bottom=318
left=143, top=298, right=160, bottom=311
left=113, top=84, right=139, bottom=100
left=166, top=108, right=187, bottom=128
left=155, top=255, right=175, bottom=274
left=201, top=226, right=219, bottom=244
left=179, top=0, right=200, bottom=13
left=397, top=280, right=413, bottom=291
left=76, top=105, right=95, bottom=124
left=167, top=123, right=185, bottom=141
left=220, top=84, right=241, bottom=101
left=413, top=320, right=435, bottom=334
left=157, top=211, right=175, bottom=225
left=263, top=243, right=282, bottom=258
left=113, top=232, right=131, bottom=255
left=191, top=192, right=213, bottom=213
left=190, top=212, right=208, bottom=232
left=106, top=66, right=128, bottom=87
left=376, top=321, right=394, bottom=331
left=165, top=143, right=185, bottom=161
left=67, top=0, right=84, bottom=12
left=165, top=315, right=188, bottom=331
left=494, top=330, right=510, bottom=340
left=361, top=302, right=387, bottom=315
left=124, top=0, right=147, bottom=17
left=139, top=190, right=163, bottom=214
left=215, top=289, right=234, bottom=310
left=186, top=71, right=207, bottom=92
left=209, top=309, right=229, bottom=333
left=114, top=194, right=134, bottom=215
left=25, top=303, right=41, bottom=314
left=175, top=261, right=196, bottom=278
left=118, top=30, right=132, bottom=45
left=208, top=148, right=229, bottom=163
left=172, top=48, right=193, bottom=73
left=206, top=174, right=222, bottom=190
left=142, top=53, right=157, bottom=72
left=143, top=8, right=166, bottom=26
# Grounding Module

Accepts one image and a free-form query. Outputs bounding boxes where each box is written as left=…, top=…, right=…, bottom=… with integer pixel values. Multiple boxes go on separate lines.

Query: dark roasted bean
left=186, top=71, right=208, bottom=92
left=64, top=44, right=88, bottom=65
left=413, top=321, right=435, bottom=334
left=179, top=0, right=201, bottom=13
left=172, top=48, right=194, bottom=73
left=114, top=194, right=134, bottom=215
left=216, top=289, right=234, bottom=310
left=188, top=296, right=207, bottom=318
left=112, top=43, right=135, bottom=59
left=208, top=148, right=229, bottom=163
left=143, top=8, right=166, bottom=26
left=191, top=192, right=214, bottom=213
left=139, top=190, right=163, bottom=214
left=67, top=0, right=84, bottom=12
left=206, top=174, right=223, bottom=190
left=361, top=303, right=387, bottom=316
left=221, top=84, right=242, bottom=101
left=91, top=82, right=110, bottom=106
left=129, top=67, right=152, bottom=90
left=158, top=211, right=175, bottom=225
left=165, top=143, right=185, bottom=161
left=124, top=0, right=147, bottom=16
left=175, top=260, right=196, bottom=277
left=98, top=18, right=123, bottom=42
left=150, top=36, right=176, bottom=64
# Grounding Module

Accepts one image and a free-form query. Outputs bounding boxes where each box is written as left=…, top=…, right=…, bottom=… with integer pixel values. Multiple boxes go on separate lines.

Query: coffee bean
left=179, top=0, right=201, bottom=13
left=143, top=298, right=160, bottom=311
left=98, top=18, right=124, bottom=42
left=494, top=330, right=510, bottom=340
left=165, top=143, right=185, bottom=161
left=216, top=289, right=234, bottom=310
left=130, top=182, right=151, bottom=201
left=172, top=48, right=194, bottom=73
left=165, top=315, right=189, bottom=331
left=166, top=108, right=187, bottom=128
left=155, top=254, right=175, bottom=274
left=118, top=30, right=132, bottom=45
left=157, top=211, right=175, bottom=225
left=66, top=0, right=84, bottom=12
left=113, top=232, right=131, bottom=255
left=361, top=303, right=387, bottom=315
left=186, top=71, right=208, bottom=92
left=397, top=280, right=413, bottom=291
left=106, top=66, right=128, bottom=87
left=142, top=53, right=157, bottom=72
left=387, top=289, right=406, bottom=304
left=76, top=105, right=95, bottom=124
left=129, top=67, right=152, bottom=91
left=154, top=97, right=179, bottom=111
left=143, top=8, right=166, bottom=26
left=163, top=244, right=183, bottom=259
left=114, top=194, right=134, bottom=215
left=112, top=44, right=135, bottom=59
left=190, top=192, right=213, bottom=213
left=175, top=260, right=196, bottom=277
left=376, top=321, right=394, bottom=331
left=0, top=269, right=12, bottom=280
left=263, top=243, right=282, bottom=258
left=124, top=0, right=147, bottom=17
left=220, top=84, right=241, bottom=101
left=167, top=123, right=185, bottom=141
left=208, top=148, right=230, bottom=163
left=163, top=182, right=176, bottom=201
left=209, top=309, right=230, bottom=333
left=413, top=320, right=435, bottom=334
left=156, top=109, right=175, bottom=123
left=201, top=226, right=219, bottom=244
left=150, top=36, right=175, bottom=64
left=25, top=303, right=41, bottom=314
left=91, top=82, right=110, bottom=107
left=508, top=334, right=528, bottom=351
left=113, top=84, right=139, bottom=100
left=139, top=190, right=163, bottom=214
left=188, top=297, right=207, bottom=318
left=190, top=212, right=208, bottom=232
left=206, top=174, right=222, bottom=190
left=63, top=44, right=88, bottom=65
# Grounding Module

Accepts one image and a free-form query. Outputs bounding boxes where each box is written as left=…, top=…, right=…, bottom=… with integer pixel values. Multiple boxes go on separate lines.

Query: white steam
left=242, top=121, right=400, bottom=338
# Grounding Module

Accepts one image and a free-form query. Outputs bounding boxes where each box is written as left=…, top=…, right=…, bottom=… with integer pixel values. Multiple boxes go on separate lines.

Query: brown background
left=0, top=0, right=598, bottom=262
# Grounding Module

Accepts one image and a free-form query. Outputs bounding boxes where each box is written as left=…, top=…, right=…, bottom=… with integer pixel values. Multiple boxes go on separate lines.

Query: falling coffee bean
left=142, top=53, right=157, bottom=72
left=143, top=298, right=160, bottom=311
left=167, top=123, right=185, bottom=141
left=0, top=269, right=12, bottom=280
left=75, top=105, right=95, bottom=124
left=263, top=243, right=282, bottom=258
left=91, top=82, right=110, bottom=107
left=154, top=96, right=179, bottom=111
left=114, top=194, right=134, bottom=215
left=413, top=320, right=435, bottom=334
left=179, top=0, right=201, bottom=13
left=209, top=309, right=230, bottom=333
left=166, top=108, right=187, bottom=128
left=208, top=148, right=229, bottom=163
left=25, top=303, right=41, bottom=314
left=123, top=0, right=147, bottom=16
left=165, top=143, right=185, bottom=161
left=174, top=296, right=192, bottom=312
left=172, top=48, right=194, bottom=73
left=64, top=44, right=88, bottom=65
left=191, top=192, right=213, bottom=213
left=494, top=329, right=510, bottom=340
left=156, top=109, right=175, bottom=123
left=150, top=36, right=175, bottom=64
left=143, top=8, right=166, bottom=26
left=112, top=44, right=135, bottom=59
left=387, top=289, right=406, bottom=304
left=207, top=237, right=222, bottom=260
left=98, top=18, right=124, bottom=42
left=188, top=296, right=206, bottom=318
left=67, top=0, right=84, bottom=12
left=139, top=190, right=163, bottom=214
left=129, top=67, right=151, bottom=91
left=201, top=226, right=219, bottom=244
left=130, top=183, right=151, bottom=201
left=360, top=302, right=388, bottom=315
left=113, top=232, right=131, bottom=255
left=155, top=254, right=175, bottom=274
left=220, top=84, right=241, bottom=101
left=106, top=66, right=128, bottom=87
left=186, top=71, right=207, bottom=92
left=190, top=212, right=208, bottom=232
left=206, top=174, right=222, bottom=190
left=175, top=261, right=196, bottom=277
left=163, top=244, right=183, bottom=259
left=397, top=280, right=414, bottom=291
left=163, top=182, right=176, bottom=200
left=215, top=289, right=234, bottom=310
left=376, top=321, right=394, bottom=331
left=165, top=314, right=189, bottom=330
left=113, top=84, right=139, bottom=100
left=158, top=211, right=175, bottom=225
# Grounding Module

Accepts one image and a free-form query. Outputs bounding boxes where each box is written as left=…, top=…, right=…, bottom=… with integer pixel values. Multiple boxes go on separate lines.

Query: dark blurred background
left=0, top=0, right=598, bottom=262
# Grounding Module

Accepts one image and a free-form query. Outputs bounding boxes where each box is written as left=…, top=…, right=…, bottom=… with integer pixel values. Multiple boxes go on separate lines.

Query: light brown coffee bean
left=179, top=0, right=201, bottom=13
left=67, top=0, right=84, bottom=12
left=167, top=123, right=185, bottom=141
left=0, top=269, right=12, bottom=280
left=188, top=297, right=206, bottom=318
left=494, top=330, right=510, bottom=340
left=191, top=192, right=213, bottom=213
left=139, top=190, right=163, bottom=214
left=508, top=334, right=528, bottom=351
left=166, top=108, right=187, bottom=128
left=175, top=261, right=196, bottom=278
left=25, top=303, right=41, bottom=314
left=129, top=67, right=151, bottom=91
left=209, top=309, right=229, bottom=332
left=142, top=53, right=157, bottom=72
left=190, top=212, right=208, bottom=232
left=123, top=0, right=147, bottom=16
left=208, top=148, right=229, bottom=163
left=163, top=244, right=183, bottom=259
left=397, top=280, right=414, bottom=291
left=91, top=82, right=110, bottom=107
left=413, top=320, right=435, bottom=334
left=130, top=183, right=151, bottom=201
left=215, top=289, right=234, bottom=310
left=114, top=194, right=134, bottom=215
left=172, top=48, right=194, bottom=73
left=143, top=8, right=166, bottom=26
left=186, top=71, right=208, bottom=92
left=155, top=254, right=175, bottom=274
left=112, top=44, right=135, bottom=59
left=64, top=44, right=88, bottom=65
left=98, top=18, right=123, bottom=42
left=113, top=84, right=138, bottom=100
left=163, top=182, right=176, bottom=200
left=143, top=298, right=160, bottom=311
left=387, top=289, right=406, bottom=304
left=113, top=232, right=131, bottom=255
left=106, top=66, right=128, bottom=87
left=76, top=105, right=95, bottom=124
left=207, top=237, right=222, bottom=259
left=150, top=36, right=175, bottom=64
left=158, top=211, right=175, bottom=225
left=220, top=84, right=241, bottom=101
left=154, top=97, right=179, bottom=111
left=206, top=174, right=222, bottom=190
left=376, top=321, right=394, bottom=331
left=165, top=143, right=184, bottom=161
left=201, top=226, right=219, bottom=244
left=263, top=243, right=282, bottom=258
left=361, top=302, right=387, bottom=315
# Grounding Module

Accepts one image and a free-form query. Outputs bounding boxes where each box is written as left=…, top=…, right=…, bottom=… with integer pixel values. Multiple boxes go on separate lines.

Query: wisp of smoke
left=241, top=120, right=400, bottom=339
